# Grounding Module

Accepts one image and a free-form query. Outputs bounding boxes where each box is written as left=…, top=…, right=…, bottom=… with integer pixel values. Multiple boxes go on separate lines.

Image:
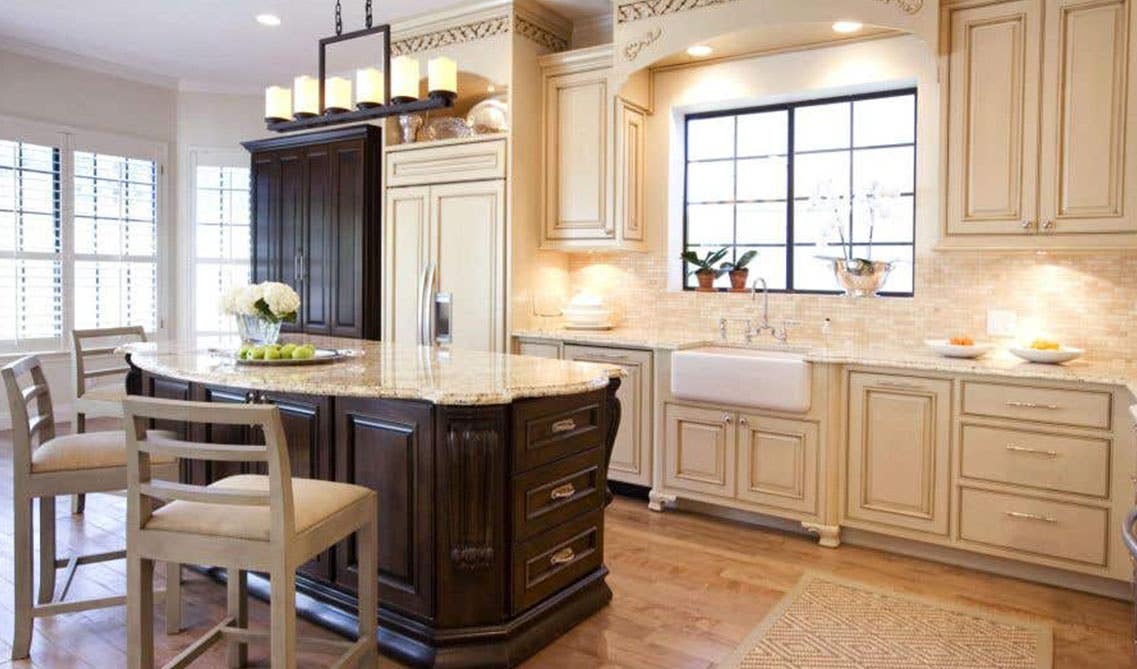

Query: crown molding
left=0, top=38, right=178, bottom=90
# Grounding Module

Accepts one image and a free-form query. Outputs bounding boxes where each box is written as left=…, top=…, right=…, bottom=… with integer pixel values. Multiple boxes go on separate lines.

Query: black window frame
left=681, top=87, right=918, bottom=297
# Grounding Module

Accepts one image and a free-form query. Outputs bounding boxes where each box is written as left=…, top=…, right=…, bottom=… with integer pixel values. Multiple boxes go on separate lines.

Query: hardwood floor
left=0, top=422, right=1131, bottom=668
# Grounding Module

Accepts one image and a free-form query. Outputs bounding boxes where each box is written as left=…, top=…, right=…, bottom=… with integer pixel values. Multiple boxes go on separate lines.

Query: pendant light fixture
left=263, top=0, right=457, bottom=132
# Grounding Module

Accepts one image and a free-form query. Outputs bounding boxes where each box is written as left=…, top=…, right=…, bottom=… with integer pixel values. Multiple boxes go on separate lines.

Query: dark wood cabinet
left=244, top=125, right=382, bottom=340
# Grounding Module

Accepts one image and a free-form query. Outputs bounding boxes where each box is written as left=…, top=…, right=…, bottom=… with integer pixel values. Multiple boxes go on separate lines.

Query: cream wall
left=569, top=36, right=1137, bottom=363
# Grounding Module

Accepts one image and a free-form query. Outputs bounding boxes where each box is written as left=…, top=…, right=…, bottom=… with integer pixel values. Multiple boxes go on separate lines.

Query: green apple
left=251, top=346, right=266, bottom=360
left=238, top=344, right=253, bottom=359
left=280, top=343, right=297, bottom=358
left=264, top=347, right=282, bottom=360
left=293, top=344, right=316, bottom=360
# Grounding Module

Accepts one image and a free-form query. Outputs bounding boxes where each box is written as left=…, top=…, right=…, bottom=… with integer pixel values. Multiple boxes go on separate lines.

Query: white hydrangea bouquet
left=220, top=281, right=301, bottom=345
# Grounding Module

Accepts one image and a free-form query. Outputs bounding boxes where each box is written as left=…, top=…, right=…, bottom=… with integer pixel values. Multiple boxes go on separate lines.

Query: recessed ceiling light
left=256, top=13, right=282, bottom=27
left=832, top=21, right=864, bottom=34
left=686, top=45, right=713, bottom=58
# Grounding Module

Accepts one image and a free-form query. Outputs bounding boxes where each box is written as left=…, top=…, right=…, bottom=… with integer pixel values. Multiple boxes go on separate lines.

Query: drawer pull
left=1005, top=510, right=1058, bottom=524
left=551, top=419, right=577, bottom=434
left=1005, top=445, right=1059, bottom=458
left=549, top=547, right=576, bottom=566
left=584, top=352, right=631, bottom=362
left=549, top=483, right=576, bottom=501
left=1005, top=401, right=1061, bottom=410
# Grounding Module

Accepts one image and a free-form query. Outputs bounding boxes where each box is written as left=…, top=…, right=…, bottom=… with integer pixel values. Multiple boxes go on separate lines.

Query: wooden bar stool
left=2, top=355, right=180, bottom=660
left=123, top=396, right=378, bottom=669
left=70, top=325, right=147, bottom=514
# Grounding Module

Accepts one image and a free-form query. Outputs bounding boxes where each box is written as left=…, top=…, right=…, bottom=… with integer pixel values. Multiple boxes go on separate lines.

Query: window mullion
left=59, top=132, right=74, bottom=351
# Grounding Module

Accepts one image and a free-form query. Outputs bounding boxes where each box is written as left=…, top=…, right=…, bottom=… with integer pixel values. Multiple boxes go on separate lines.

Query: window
left=0, top=140, right=62, bottom=348
left=73, top=151, right=159, bottom=331
left=192, top=164, right=251, bottom=336
left=0, top=119, right=165, bottom=352
left=683, top=89, right=916, bottom=295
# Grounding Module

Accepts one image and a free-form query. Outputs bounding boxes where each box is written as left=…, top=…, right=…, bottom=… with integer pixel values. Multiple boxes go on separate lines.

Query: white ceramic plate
left=925, top=339, right=995, bottom=359
left=235, top=348, right=344, bottom=366
left=1008, top=345, right=1084, bottom=364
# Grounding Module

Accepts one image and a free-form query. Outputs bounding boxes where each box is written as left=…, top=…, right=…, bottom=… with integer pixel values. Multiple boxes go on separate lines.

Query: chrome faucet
left=748, top=277, right=791, bottom=344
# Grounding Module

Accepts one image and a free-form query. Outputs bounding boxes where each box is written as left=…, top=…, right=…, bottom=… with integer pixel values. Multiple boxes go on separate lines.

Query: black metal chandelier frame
left=267, top=0, right=454, bottom=133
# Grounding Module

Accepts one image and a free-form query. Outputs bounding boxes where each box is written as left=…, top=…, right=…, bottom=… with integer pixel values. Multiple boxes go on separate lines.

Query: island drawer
left=958, top=487, right=1108, bottom=566
left=960, top=424, right=1110, bottom=498
left=512, top=390, right=605, bottom=472
left=512, top=509, right=603, bottom=614
left=961, top=382, right=1111, bottom=429
left=512, top=448, right=605, bottom=542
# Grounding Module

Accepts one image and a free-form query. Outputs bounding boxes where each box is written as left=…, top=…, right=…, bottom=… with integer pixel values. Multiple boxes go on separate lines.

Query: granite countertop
left=513, top=328, right=1137, bottom=398
left=124, top=336, right=623, bottom=406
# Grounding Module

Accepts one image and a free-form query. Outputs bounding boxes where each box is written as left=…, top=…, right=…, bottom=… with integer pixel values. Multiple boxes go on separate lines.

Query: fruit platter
left=925, top=336, right=995, bottom=359
left=234, top=343, right=343, bottom=366
left=1009, top=339, right=1084, bottom=364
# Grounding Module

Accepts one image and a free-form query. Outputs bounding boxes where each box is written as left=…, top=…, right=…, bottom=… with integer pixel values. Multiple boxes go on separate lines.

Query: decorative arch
left=612, top=0, right=938, bottom=84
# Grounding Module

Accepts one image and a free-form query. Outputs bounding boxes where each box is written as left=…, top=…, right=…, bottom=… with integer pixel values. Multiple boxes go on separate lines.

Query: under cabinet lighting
left=833, top=21, right=864, bottom=34
left=686, top=45, right=713, bottom=57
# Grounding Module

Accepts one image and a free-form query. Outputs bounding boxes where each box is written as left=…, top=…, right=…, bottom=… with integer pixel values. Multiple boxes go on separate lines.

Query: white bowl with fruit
left=1009, top=338, right=1084, bottom=364
left=925, top=336, right=995, bottom=359
left=235, top=343, right=342, bottom=366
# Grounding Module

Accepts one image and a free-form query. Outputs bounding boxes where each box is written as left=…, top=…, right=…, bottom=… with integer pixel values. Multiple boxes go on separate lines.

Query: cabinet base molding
left=801, top=522, right=842, bottom=548
left=840, top=528, right=1130, bottom=601
left=647, top=490, right=677, bottom=512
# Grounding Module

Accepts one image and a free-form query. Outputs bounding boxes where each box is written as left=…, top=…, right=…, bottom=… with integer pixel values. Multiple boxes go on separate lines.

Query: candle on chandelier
left=427, top=57, right=457, bottom=100
left=324, top=76, right=352, bottom=113
left=391, top=56, right=420, bottom=103
left=355, top=68, right=384, bottom=108
left=264, top=86, right=291, bottom=122
left=292, top=75, right=319, bottom=118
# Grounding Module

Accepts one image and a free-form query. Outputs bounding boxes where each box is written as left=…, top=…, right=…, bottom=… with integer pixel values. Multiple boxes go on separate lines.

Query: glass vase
left=237, top=314, right=282, bottom=345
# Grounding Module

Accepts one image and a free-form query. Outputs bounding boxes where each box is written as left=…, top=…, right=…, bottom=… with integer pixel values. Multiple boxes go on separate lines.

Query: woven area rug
left=718, top=574, right=1053, bottom=669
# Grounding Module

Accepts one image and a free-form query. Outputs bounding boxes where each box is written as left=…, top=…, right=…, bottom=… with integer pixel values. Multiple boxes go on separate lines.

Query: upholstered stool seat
left=146, top=474, right=372, bottom=541
left=32, top=430, right=176, bottom=473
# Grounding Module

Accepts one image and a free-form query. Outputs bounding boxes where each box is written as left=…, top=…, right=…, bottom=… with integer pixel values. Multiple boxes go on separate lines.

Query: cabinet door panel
left=384, top=186, right=431, bottom=346
left=335, top=398, right=434, bottom=618
left=846, top=373, right=951, bottom=535
left=329, top=140, right=367, bottom=336
left=947, top=1, right=1041, bottom=234
left=1040, top=0, right=1135, bottom=232
left=616, top=100, right=645, bottom=243
left=301, top=146, right=331, bottom=334
left=737, top=415, right=818, bottom=515
left=544, top=69, right=610, bottom=240
left=564, top=345, right=652, bottom=486
left=432, top=180, right=506, bottom=352
left=664, top=404, right=735, bottom=498
left=251, top=153, right=279, bottom=284
left=278, top=150, right=305, bottom=334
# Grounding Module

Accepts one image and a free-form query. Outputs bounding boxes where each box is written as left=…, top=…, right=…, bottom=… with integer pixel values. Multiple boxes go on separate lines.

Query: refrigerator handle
left=417, top=261, right=437, bottom=346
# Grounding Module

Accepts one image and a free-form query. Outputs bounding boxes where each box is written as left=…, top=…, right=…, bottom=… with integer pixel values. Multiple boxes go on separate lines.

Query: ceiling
left=0, top=0, right=609, bottom=93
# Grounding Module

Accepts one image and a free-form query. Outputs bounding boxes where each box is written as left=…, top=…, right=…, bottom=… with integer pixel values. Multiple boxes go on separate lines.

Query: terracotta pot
left=694, top=270, right=716, bottom=292
left=729, top=269, right=750, bottom=292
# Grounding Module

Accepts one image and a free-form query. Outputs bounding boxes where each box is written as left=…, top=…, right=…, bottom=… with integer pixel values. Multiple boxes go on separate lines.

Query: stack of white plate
left=563, top=294, right=613, bottom=330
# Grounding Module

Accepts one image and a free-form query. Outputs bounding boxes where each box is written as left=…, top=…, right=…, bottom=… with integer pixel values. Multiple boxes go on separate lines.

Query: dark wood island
left=124, top=338, right=623, bottom=668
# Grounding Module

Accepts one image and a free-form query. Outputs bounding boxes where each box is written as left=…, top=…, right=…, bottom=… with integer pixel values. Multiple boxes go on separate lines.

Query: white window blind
left=0, top=140, right=63, bottom=349
left=72, top=150, right=158, bottom=331
left=193, top=164, right=250, bottom=336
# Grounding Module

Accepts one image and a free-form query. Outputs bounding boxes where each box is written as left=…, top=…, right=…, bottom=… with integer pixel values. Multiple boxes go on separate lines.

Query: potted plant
left=681, top=247, right=729, bottom=292
left=719, top=250, right=758, bottom=292
left=220, top=281, right=301, bottom=345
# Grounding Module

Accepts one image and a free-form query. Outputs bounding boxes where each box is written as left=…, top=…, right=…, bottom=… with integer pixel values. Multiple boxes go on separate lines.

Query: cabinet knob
left=738, top=416, right=748, bottom=426
left=722, top=413, right=733, bottom=424
left=1042, top=220, right=1056, bottom=231
left=1020, top=220, right=1035, bottom=231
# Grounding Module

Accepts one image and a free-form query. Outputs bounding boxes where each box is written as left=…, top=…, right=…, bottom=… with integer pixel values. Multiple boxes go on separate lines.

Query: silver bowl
left=827, top=258, right=895, bottom=297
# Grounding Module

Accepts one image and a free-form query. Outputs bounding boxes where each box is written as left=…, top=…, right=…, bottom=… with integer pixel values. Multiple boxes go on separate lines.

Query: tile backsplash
left=566, top=251, right=1137, bottom=362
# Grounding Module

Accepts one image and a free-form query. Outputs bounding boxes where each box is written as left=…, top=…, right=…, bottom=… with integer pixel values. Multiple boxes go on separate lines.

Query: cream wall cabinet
left=539, top=46, right=647, bottom=251
left=845, top=372, right=952, bottom=536
left=383, top=138, right=507, bottom=352
left=944, top=0, right=1137, bottom=240
left=564, top=345, right=653, bottom=487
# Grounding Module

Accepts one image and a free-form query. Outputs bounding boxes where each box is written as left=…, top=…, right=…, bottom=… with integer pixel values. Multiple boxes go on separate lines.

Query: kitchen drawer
left=960, top=424, right=1110, bottom=498
left=386, top=138, right=506, bottom=186
left=512, top=509, right=603, bottom=614
left=962, top=382, right=1111, bottom=429
left=512, top=447, right=605, bottom=542
left=959, top=487, right=1109, bottom=566
left=512, top=390, right=605, bottom=473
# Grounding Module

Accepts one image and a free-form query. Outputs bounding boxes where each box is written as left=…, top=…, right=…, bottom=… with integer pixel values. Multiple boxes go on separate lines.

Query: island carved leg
left=603, top=377, right=622, bottom=507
